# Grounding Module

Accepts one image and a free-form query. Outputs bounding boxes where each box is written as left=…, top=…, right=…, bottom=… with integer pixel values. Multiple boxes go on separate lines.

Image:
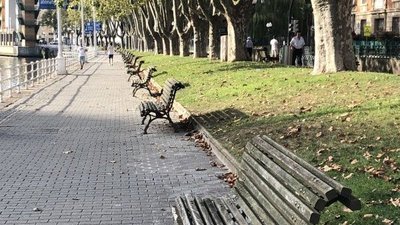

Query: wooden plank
left=194, top=197, right=215, bottom=225
left=235, top=182, right=277, bottom=225
left=175, top=197, right=193, bottom=225
left=203, top=198, right=225, bottom=225
left=260, top=135, right=352, bottom=197
left=214, top=198, right=236, bottom=224
left=338, top=195, right=362, bottom=211
left=245, top=143, right=327, bottom=211
left=234, top=194, right=263, bottom=225
left=239, top=164, right=314, bottom=225
left=185, top=194, right=205, bottom=225
left=252, top=136, right=338, bottom=201
left=221, top=197, right=249, bottom=225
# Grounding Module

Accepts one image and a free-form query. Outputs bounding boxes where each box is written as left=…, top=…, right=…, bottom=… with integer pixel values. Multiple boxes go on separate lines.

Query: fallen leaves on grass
left=382, top=218, right=394, bottom=225
left=337, top=113, right=352, bottom=122
left=363, top=166, right=392, bottom=181
left=320, top=163, right=343, bottom=172
left=350, top=159, right=358, bottom=165
left=342, top=173, right=353, bottom=179
left=389, top=198, right=400, bottom=207
left=280, top=125, right=301, bottom=139
left=363, top=151, right=372, bottom=160
left=391, top=186, right=400, bottom=193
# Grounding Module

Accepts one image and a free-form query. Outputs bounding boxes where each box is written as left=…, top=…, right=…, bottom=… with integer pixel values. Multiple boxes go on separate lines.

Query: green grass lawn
left=131, top=51, right=400, bottom=225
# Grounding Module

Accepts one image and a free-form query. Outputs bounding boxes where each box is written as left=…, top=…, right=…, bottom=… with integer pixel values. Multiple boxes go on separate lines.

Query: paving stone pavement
left=0, top=54, right=231, bottom=225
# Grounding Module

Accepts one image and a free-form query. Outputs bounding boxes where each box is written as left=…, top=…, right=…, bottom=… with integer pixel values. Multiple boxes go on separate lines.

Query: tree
left=310, top=0, right=356, bottom=74
left=40, top=10, right=57, bottom=31
left=212, top=0, right=255, bottom=62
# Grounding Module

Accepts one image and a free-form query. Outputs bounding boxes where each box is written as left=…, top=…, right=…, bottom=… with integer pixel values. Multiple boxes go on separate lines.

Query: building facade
left=0, top=0, right=38, bottom=47
left=352, top=0, right=400, bottom=36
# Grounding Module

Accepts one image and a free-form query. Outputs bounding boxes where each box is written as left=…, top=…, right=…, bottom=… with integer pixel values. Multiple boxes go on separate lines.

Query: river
left=0, top=56, right=42, bottom=70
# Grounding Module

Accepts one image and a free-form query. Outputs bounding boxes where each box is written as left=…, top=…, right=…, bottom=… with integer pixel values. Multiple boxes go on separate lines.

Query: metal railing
left=0, top=58, right=57, bottom=102
left=353, top=39, right=400, bottom=58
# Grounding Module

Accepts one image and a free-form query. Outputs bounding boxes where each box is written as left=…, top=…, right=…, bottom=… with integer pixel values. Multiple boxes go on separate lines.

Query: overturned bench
left=173, top=135, right=361, bottom=225
left=139, top=78, right=185, bottom=134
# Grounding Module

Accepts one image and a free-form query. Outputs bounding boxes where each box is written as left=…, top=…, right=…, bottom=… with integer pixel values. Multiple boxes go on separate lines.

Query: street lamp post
left=93, top=5, right=97, bottom=56
left=81, top=0, right=85, bottom=46
left=56, top=4, right=67, bottom=75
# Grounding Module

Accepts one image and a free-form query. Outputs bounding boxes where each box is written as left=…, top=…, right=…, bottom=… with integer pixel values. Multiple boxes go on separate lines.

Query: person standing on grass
left=107, top=43, right=114, bottom=65
left=270, top=36, right=279, bottom=58
left=78, top=44, right=86, bottom=70
left=290, top=32, right=305, bottom=66
left=245, top=37, right=254, bottom=60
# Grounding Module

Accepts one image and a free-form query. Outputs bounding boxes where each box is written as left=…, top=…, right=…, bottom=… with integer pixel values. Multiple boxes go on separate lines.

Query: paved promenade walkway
left=0, top=54, right=230, bottom=225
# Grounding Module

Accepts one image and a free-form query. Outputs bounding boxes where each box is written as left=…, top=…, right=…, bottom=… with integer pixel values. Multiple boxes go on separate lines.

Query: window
left=360, top=19, right=366, bottom=36
left=374, top=18, right=385, bottom=33
left=374, top=0, right=385, bottom=9
left=393, top=17, right=400, bottom=34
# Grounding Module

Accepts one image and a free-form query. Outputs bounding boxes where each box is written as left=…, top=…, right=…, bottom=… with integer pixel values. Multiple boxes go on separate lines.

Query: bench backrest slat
left=159, top=79, right=184, bottom=112
left=260, top=135, right=352, bottom=197
left=252, top=136, right=338, bottom=201
left=245, top=142, right=326, bottom=211
left=240, top=152, right=318, bottom=224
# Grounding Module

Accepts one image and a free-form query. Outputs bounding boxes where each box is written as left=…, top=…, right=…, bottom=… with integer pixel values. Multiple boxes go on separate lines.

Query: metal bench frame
left=139, top=79, right=184, bottom=134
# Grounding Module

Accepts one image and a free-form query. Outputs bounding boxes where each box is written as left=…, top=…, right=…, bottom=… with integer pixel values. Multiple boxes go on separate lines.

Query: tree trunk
left=225, top=15, right=249, bottom=61
left=169, top=30, right=180, bottom=56
left=179, top=33, right=191, bottom=57
left=215, top=0, right=254, bottom=62
left=311, top=0, right=356, bottom=74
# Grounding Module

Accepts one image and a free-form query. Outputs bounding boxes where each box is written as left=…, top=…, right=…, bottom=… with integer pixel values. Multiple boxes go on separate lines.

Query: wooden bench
left=122, top=51, right=135, bottom=64
left=127, top=60, right=144, bottom=82
left=131, top=66, right=157, bottom=97
left=173, top=135, right=361, bottom=225
left=139, top=78, right=185, bottom=134
left=126, top=55, right=142, bottom=70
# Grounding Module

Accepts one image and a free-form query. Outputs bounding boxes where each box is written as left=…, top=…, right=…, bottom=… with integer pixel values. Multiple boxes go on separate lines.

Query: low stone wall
left=357, top=56, right=400, bottom=74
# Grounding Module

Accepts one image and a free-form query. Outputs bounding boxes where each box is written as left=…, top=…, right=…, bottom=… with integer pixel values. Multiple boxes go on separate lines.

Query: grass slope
left=132, top=51, right=400, bottom=225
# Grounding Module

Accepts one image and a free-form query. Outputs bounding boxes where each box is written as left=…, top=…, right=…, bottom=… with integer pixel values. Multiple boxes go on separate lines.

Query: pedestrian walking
left=245, top=37, right=254, bottom=60
left=107, top=43, right=115, bottom=65
left=290, top=32, right=305, bottom=66
left=78, top=44, right=86, bottom=70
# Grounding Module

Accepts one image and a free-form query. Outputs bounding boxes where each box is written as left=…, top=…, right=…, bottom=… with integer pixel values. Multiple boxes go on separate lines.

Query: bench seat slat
left=185, top=195, right=205, bottom=225
left=194, top=197, right=216, bottom=225
left=252, top=136, right=338, bottom=201
left=245, top=143, right=327, bottom=211
left=203, top=198, right=225, bottom=225
left=260, top=135, right=352, bottom=197
left=241, top=154, right=318, bottom=224
left=175, top=197, right=193, bottom=225
left=234, top=194, right=264, bottom=225
left=220, top=198, right=249, bottom=225
left=214, top=198, right=237, bottom=224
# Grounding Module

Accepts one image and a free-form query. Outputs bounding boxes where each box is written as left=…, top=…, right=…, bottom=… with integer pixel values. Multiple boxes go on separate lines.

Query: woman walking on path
left=108, top=43, right=114, bottom=65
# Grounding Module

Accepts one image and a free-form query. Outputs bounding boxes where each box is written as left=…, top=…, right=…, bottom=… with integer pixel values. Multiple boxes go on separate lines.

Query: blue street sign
left=84, top=21, right=102, bottom=34
left=39, top=0, right=56, bottom=9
